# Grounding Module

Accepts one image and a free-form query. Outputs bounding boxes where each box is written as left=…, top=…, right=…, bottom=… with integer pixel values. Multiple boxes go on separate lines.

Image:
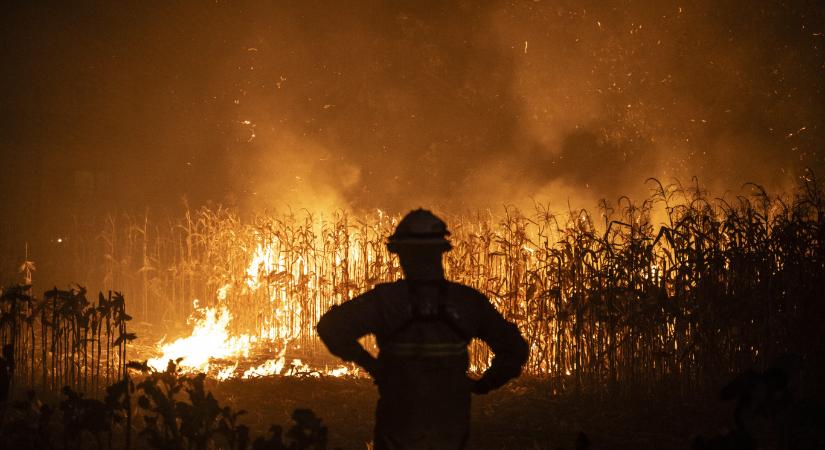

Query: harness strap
left=381, top=280, right=470, bottom=358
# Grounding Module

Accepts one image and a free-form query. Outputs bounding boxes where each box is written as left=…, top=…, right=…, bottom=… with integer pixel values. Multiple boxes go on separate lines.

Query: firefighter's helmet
left=387, top=208, right=452, bottom=253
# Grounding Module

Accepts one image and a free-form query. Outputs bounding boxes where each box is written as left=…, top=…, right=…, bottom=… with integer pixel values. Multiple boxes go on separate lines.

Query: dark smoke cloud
left=216, top=0, right=825, bottom=213
left=1, top=0, right=823, bottom=229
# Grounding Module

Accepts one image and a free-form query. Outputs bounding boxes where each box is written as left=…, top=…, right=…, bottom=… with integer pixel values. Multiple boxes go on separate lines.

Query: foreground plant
left=132, top=358, right=336, bottom=450
left=0, top=358, right=336, bottom=450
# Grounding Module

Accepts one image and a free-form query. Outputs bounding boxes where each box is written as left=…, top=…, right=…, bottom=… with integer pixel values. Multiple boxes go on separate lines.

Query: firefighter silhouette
left=317, top=209, right=529, bottom=450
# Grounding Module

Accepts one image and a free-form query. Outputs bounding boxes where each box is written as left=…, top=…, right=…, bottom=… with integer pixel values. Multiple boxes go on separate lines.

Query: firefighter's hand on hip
left=358, top=354, right=384, bottom=384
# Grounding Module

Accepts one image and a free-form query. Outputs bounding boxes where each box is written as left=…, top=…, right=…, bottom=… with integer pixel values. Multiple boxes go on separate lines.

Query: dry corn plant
left=0, top=285, right=135, bottom=395
left=51, top=177, right=824, bottom=392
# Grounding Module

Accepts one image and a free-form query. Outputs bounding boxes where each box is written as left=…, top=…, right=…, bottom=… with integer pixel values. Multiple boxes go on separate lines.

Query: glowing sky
left=1, top=1, right=823, bottom=220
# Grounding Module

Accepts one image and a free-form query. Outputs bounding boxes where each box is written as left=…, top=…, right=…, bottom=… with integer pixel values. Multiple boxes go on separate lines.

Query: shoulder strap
left=383, top=280, right=470, bottom=344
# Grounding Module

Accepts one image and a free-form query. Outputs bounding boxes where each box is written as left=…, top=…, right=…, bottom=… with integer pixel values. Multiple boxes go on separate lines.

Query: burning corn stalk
left=143, top=209, right=382, bottom=379
left=55, top=178, right=825, bottom=390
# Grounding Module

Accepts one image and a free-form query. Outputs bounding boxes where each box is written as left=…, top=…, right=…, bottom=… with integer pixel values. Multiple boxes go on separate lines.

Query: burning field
left=5, top=179, right=825, bottom=387
left=1, top=178, right=824, bottom=448
left=1, top=0, right=824, bottom=448
left=76, top=179, right=825, bottom=391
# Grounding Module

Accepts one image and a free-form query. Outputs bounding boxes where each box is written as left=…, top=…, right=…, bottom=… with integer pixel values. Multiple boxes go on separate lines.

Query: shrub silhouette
left=0, top=390, right=54, bottom=449
left=692, top=355, right=825, bottom=450
left=0, top=349, right=335, bottom=450
left=131, top=358, right=337, bottom=450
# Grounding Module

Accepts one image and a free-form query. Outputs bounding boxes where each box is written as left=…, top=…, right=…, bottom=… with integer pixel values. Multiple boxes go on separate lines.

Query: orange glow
left=147, top=242, right=355, bottom=379
left=147, top=300, right=253, bottom=374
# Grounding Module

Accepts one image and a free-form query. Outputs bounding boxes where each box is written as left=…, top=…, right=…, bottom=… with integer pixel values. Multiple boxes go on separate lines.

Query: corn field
left=47, top=177, right=825, bottom=392
left=0, top=286, right=135, bottom=393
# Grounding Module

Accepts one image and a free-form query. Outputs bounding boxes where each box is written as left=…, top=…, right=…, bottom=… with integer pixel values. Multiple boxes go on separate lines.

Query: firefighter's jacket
left=317, top=279, right=528, bottom=448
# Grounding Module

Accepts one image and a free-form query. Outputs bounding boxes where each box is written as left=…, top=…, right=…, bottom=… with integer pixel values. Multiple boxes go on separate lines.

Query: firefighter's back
left=316, top=209, right=528, bottom=450
left=371, top=280, right=486, bottom=449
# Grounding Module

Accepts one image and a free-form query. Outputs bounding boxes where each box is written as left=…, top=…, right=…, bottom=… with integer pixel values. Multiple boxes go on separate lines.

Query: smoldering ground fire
left=0, top=1, right=824, bottom=449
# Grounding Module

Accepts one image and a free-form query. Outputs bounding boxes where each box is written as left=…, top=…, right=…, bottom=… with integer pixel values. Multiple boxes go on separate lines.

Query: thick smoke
left=1, top=0, right=823, bottom=222
left=225, top=1, right=825, bottom=212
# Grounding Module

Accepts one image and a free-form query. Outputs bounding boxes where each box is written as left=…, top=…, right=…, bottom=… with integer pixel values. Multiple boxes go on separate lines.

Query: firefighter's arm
left=316, top=291, right=382, bottom=377
left=473, top=297, right=529, bottom=394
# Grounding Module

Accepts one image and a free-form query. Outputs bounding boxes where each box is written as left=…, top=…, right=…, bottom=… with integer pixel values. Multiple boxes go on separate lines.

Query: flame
left=246, top=242, right=281, bottom=290
left=217, top=363, right=239, bottom=381
left=147, top=298, right=355, bottom=379
left=242, top=357, right=286, bottom=378
left=147, top=300, right=253, bottom=373
left=147, top=244, right=357, bottom=379
left=327, top=366, right=351, bottom=377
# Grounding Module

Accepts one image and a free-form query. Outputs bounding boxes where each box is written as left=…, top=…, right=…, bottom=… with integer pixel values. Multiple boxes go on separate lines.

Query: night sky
left=1, top=1, right=824, bottom=241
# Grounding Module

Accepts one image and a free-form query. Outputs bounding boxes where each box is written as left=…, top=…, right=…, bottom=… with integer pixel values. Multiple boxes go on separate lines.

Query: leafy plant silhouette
left=692, top=355, right=825, bottom=450
left=59, top=385, right=111, bottom=449
left=249, top=409, right=331, bottom=450
left=0, top=390, right=54, bottom=449
left=132, top=358, right=336, bottom=450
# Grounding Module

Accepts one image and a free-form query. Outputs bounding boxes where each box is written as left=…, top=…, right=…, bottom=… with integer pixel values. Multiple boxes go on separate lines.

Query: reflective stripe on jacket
left=316, top=279, right=528, bottom=449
